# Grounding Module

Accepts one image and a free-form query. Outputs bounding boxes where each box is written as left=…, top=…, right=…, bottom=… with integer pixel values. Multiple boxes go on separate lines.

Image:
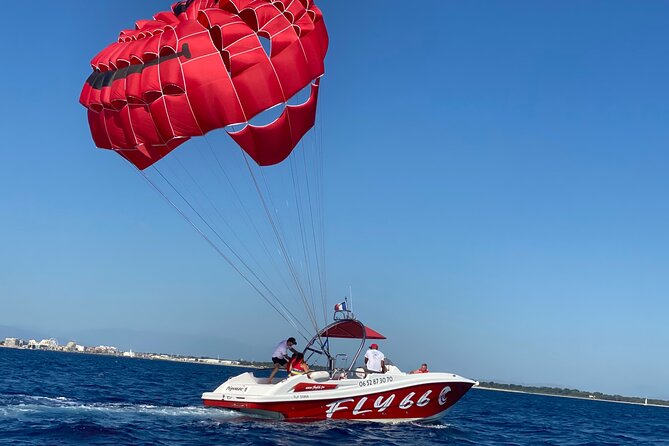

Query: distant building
left=27, top=340, right=39, bottom=349
left=92, top=345, right=119, bottom=355
left=4, top=338, right=20, bottom=348
left=220, top=360, right=241, bottom=366
left=75, top=345, right=85, bottom=352
left=38, top=339, right=58, bottom=350
left=122, top=350, right=135, bottom=358
left=64, top=341, right=77, bottom=351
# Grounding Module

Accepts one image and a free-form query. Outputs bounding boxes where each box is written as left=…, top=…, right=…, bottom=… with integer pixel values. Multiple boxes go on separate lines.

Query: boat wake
left=410, top=421, right=452, bottom=429
left=0, top=393, right=237, bottom=420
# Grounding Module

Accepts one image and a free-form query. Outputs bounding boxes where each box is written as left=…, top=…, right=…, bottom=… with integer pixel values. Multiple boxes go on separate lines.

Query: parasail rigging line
left=199, top=139, right=296, bottom=298
left=170, top=156, right=278, bottom=291
left=137, top=167, right=312, bottom=342
left=241, top=152, right=323, bottom=338
left=299, top=136, right=327, bottom=327
left=287, top=81, right=327, bottom=330
left=152, top=165, right=280, bottom=307
left=168, top=150, right=292, bottom=302
left=256, top=142, right=329, bottom=356
left=288, top=153, right=318, bottom=328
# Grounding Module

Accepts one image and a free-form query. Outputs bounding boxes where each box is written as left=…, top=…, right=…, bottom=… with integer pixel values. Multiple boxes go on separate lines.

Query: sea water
left=1, top=348, right=668, bottom=445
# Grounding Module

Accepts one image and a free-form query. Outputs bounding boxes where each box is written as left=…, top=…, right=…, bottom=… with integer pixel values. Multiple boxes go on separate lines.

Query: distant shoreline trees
left=477, top=381, right=669, bottom=407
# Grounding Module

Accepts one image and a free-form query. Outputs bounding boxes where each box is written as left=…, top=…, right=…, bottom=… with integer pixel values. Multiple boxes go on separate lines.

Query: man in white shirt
left=364, top=343, right=385, bottom=375
left=268, top=337, right=298, bottom=383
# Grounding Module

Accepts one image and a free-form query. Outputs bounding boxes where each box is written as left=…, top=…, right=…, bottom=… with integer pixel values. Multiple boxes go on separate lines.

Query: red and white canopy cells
left=80, top=0, right=328, bottom=169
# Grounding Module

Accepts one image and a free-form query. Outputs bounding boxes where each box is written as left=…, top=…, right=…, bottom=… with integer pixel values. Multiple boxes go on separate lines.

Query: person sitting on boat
left=268, top=337, right=298, bottom=383
left=364, top=343, right=385, bottom=375
left=410, top=363, right=429, bottom=374
left=287, top=352, right=311, bottom=376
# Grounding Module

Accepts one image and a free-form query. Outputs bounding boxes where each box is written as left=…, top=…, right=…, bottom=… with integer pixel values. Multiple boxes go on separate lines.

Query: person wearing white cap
left=363, top=343, right=385, bottom=376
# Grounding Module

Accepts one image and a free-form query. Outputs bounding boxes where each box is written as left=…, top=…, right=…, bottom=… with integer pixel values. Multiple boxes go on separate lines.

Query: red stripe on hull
left=292, top=382, right=338, bottom=392
left=203, top=381, right=473, bottom=421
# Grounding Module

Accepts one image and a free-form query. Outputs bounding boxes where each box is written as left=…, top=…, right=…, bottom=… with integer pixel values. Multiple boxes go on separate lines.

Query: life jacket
left=289, top=359, right=307, bottom=376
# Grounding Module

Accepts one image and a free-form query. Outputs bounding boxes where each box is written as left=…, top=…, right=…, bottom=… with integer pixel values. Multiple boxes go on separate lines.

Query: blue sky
left=1, top=1, right=667, bottom=399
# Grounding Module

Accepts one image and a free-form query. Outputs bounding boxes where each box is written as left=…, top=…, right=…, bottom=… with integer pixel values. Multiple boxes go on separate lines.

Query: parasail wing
left=80, top=0, right=328, bottom=169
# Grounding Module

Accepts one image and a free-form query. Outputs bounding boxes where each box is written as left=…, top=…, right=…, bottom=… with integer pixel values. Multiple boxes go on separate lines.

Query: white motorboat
left=203, top=315, right=476, bottom=422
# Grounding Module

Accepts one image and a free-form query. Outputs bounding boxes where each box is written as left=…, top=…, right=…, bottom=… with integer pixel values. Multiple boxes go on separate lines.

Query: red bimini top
left=319, top=319, right=386, bottom=340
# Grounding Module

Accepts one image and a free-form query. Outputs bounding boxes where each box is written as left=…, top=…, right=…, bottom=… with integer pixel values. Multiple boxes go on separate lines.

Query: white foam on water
left=410, top=421, right=452, bottom=429
left=0, top=394, right=238, bottom=420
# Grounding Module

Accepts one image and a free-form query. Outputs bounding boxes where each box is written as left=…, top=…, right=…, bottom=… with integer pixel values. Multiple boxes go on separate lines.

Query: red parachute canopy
left=80, top=0, right=328, bottom=169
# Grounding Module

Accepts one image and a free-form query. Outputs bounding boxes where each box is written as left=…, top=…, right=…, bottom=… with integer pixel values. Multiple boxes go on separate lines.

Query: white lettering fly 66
left=325, top=389, right=434, bottom=418
left=438, top=386, right=451, bottom=405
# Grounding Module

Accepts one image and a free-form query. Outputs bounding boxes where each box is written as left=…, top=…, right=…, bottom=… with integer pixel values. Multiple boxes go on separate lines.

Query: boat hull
left=203, top=372, right=475, bottom=422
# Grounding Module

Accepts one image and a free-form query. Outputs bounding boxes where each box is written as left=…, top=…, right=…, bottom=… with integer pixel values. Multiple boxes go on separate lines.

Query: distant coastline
left=0, top=337, right=263, bottom=369
left=475, top=381, right=669, bottom=408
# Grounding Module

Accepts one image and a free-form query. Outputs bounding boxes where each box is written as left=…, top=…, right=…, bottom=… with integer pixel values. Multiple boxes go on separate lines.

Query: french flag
left=334, top=301, right=348, bottom=312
